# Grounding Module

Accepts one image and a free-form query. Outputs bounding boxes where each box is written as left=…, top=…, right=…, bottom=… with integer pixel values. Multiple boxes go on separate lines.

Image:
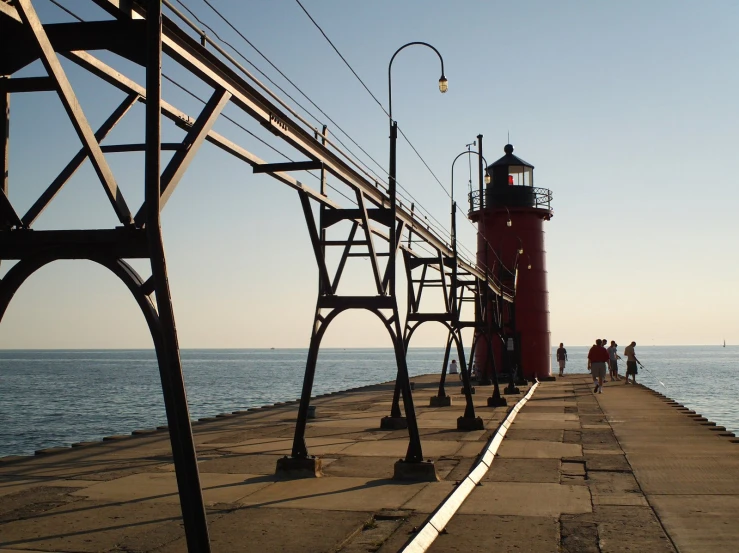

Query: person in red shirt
left=587, top=339, right=610, bottom=393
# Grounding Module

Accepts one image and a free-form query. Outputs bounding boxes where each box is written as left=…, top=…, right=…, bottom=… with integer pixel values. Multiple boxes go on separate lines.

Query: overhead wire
left=47, top=0, right=78, bottom=19
left=291, top=0, right=512, bottom=280
left=291, top=1, right=457, bottom=207
left=292, top=1, right=500, bottom=284
left=184, top=0, right=391, bottom=189
left=183, top=0, right=470, bottom=265
left=177, top=0, right=462, bottom=258
left=164, top=1, right=388, bottom=196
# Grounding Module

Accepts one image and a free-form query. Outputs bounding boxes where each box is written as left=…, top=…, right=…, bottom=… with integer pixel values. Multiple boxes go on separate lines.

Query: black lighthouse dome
left=484, top=144, right=538, bottom=208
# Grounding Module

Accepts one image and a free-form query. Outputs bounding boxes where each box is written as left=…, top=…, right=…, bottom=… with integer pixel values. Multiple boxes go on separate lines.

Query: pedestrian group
left=556, top=340, right=640, bottom=394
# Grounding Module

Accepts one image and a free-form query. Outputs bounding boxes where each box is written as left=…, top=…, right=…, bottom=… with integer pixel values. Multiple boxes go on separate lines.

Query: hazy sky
left=2, top=0, right=738, bottom=349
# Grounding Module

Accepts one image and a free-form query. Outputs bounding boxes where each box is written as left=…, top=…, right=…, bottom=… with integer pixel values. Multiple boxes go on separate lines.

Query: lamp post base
left=457, top=416, right=484, bottom=431
left=393, top=459, right=439, bottom=482
left=487, top=395, right=508, bottom=407
left=275, top=456, right=324, bottom=478
left=429, top=396, right=452, bottom=407
left=380, top=416, right=408, bottom=430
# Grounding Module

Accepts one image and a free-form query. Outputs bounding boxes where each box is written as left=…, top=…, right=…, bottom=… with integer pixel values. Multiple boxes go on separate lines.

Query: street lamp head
left=484, top=171, right=491, bottom=185
left=506, top=219, right=512, bottom=227
left=518, top=247, right=524, bottom=255
left=527, top=263, right=532, bottom=270
left=438, top=75, right=448, bottom=93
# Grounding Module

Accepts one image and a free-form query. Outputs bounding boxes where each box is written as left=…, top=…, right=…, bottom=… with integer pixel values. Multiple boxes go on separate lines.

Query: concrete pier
left=1, top=374, right=737, bottom=552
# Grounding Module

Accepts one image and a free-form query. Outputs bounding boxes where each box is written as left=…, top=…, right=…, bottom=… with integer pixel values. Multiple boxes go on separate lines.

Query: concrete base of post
left=275, top=456, right=323, bottom=478
left=504, top=386, right=520, bottom=395
left=487, top=395, right=508, bottom=407
left=429, top=396, right=452, bottom=407
left=393, top=459, right=439, bottom=482
left=380, top=416, right=408, bottom=430
left=456, top=416, right=485, bottom=431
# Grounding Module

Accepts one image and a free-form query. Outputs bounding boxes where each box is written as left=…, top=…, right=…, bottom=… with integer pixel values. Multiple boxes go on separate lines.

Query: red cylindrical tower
left=469, top=143, right=553, bottom=380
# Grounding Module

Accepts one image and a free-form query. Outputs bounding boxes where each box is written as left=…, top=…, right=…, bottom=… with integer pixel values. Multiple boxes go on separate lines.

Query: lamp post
left=387, top=43, right=447, bottom=293
left=450, top=150, right=490, bottom=300
left=447, top=149, right=491, bottom=425
left=383, top=42, right=448, bottom=472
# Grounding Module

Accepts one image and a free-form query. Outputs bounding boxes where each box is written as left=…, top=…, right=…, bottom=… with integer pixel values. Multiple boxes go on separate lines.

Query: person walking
left=587, top=339, right=609, bottom=393
left=607, top=340, right=621, bottom=381
left=623, top=342, right=640, bottom=384
left=587, top=340, right=597, bottom=388
left=556, top=343, right=568, bottom=377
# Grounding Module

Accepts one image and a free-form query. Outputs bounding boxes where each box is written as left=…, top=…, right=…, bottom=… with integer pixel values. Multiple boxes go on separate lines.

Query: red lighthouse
left=469, top=143, right=553, bottom=380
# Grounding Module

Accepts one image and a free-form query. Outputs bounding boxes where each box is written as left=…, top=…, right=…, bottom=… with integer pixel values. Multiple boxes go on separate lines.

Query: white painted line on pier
left=400, top=381, right=541, bottom=553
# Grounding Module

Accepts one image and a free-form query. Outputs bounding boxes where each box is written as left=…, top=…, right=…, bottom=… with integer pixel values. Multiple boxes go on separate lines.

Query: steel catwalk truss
left=0, top=0, right=515, bottom=550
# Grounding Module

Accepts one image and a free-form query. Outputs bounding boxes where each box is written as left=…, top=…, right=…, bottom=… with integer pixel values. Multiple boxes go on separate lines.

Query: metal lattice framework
left=0, top=1, right=515, bottom=550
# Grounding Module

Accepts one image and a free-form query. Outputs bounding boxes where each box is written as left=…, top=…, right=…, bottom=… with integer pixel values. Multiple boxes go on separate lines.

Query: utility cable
left=185, top=0, right=455, bottom=249
left=294, top=0, right=387, bottom=118
left=190, top=0, right=391, bottom=189
left=47, top=0, right=79, bottom=19
left=169, top=1, right=388, bottom=191
left=292, top=0, right=458, bottom=227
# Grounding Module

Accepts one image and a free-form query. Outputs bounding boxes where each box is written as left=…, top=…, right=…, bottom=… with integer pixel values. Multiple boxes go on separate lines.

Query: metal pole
left=145, top=2, right=211, bottom=550
left=477, top=134, right=484, bottom=206
left=1, top=80, right=8, bottom=198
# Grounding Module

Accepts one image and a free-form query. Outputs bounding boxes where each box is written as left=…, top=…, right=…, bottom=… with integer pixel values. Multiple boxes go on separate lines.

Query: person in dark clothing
left=556, top=343, right=567, bottom=377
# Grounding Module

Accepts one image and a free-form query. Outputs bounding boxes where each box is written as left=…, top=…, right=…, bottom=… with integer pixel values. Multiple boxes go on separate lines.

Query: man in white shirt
left=448, top=359, right=459, bottom=376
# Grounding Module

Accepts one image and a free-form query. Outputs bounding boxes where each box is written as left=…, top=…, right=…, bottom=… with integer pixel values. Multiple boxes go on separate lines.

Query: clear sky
left=2, top=0, right=738, bottom=349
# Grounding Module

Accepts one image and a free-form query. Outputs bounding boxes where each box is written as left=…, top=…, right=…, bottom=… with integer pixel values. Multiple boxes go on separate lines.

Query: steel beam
left=0, top=18, right=147, bottom=74
left=330, top=222, right=358, bottom=294
left=143, top=3, right=210, bottom=550
left=0, top=189, right=21, bottom=228
left=317, top=296, right=395, bottom=310
left=21, top=93, right=138, bottom=227
left=15, top=0, right=132, bottom=225
left=100, top=142, right=183, bottom=152
left=0, top=228, right=148, bottom=259
left=0, top=76, right=55, bottom=93
left=1, top=78, right=7, bottom=197
left=135, top=87, right=231, bottom=225
left=355, top=191, right=383, bottom=294
left=298, top=189, right=331, bottom=296
left=253, top=161, right=322, bottom=173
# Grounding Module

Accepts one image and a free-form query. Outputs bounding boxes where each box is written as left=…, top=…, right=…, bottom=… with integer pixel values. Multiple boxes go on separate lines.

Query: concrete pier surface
left=1, top=374, right=738, bottom=552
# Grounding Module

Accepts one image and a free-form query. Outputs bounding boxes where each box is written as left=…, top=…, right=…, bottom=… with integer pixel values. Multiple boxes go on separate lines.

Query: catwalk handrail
left=469, top=186, right=553, bottom=212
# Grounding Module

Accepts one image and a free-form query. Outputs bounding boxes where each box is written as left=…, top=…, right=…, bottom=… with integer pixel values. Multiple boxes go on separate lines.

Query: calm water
left=0, top=346, right=736, bottom=457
